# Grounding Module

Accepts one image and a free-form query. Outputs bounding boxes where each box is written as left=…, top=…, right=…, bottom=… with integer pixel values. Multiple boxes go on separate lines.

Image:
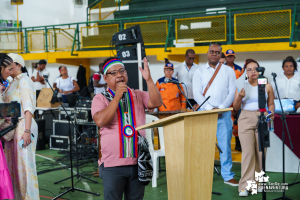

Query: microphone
left=164, top=78, right=183, bottom=84
left=271, top=72, right=277, bottom=78
left=197, top=96, right=211, bottom=111
left=123, top=92, right=128, bottom=114
left=0, top=124, right=17, bottom=138
left=43, top=75, right=48, bottom=79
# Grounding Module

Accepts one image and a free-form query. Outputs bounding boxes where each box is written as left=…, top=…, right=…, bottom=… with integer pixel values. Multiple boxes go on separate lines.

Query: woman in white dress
left=3, top=53, right=39, bottom=200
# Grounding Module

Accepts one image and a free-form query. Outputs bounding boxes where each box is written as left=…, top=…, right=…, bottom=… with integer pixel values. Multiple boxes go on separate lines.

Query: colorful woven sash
left=107, top=88, right=138, bottom=158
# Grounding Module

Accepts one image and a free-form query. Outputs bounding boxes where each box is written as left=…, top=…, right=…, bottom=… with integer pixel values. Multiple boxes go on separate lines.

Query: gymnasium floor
left=36, top=137, right=300, bottom=200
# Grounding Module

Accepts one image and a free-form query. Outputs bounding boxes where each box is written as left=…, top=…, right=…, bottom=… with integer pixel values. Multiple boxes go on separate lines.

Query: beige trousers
left=238, top=110, right=264, bottom=192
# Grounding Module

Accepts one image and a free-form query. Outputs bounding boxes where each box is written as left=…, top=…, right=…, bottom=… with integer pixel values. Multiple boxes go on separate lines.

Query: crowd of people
left=0, top=42, right=299, bottom=199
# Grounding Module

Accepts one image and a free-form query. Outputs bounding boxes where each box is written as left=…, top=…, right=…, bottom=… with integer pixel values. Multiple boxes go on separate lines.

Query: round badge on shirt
left=123, top=125, right=135, bottom=137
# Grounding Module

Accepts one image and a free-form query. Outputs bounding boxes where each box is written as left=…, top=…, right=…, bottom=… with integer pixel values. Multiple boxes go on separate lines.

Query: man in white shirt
left=193, top=43, right=238, bottom=186
left=31, top=60, right=50, bottom=95
left=173, top=49, right=199, bottom=109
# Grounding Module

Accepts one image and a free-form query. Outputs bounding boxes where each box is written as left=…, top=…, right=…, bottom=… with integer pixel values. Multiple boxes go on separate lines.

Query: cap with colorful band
left=164, top=62, right=174, bottom=69
left=225, top=49, right=235, bottom=57
left=103, top=59, right=124, bottom=75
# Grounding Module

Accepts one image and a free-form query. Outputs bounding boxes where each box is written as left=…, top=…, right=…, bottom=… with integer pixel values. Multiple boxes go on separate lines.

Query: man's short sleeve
left=141, top=91, right=150, bottom=109
left=93, top=74, right=100, bottom=80
left=91, top=93, right=108, bottom=118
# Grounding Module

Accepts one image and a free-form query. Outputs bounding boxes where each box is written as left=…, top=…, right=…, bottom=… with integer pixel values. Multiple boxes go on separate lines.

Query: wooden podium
left=137, top=108, right=232, bottom=200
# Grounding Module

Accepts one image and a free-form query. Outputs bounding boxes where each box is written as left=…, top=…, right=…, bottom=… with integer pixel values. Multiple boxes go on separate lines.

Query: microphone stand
left=0, top=118, right=18, bottom=138
left=43, top=76, right=100, bottom=200
left=175, top=83, right=195, bottom=111
left=272, top=73, right=293, bottom=200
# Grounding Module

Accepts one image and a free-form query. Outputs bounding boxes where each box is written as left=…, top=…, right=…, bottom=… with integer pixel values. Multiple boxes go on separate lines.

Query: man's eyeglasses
left=209, top=50, right=221, bottom=55
left=106, top=68, right=126, bottom=76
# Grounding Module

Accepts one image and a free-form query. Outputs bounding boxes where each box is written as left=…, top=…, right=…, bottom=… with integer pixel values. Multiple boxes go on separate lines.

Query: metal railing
left=0, top=3, right=298, bottom=55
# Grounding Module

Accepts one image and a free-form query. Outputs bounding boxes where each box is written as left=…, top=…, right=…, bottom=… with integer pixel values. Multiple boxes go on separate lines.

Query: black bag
left=87, top=74, right=95, bottom=93
left=137, top=131, right=153, bottom=186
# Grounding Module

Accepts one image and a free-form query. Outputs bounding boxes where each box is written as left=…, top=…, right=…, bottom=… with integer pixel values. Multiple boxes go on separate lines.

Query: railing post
left=228, top=9, right=232, bottom=44
left=289, top=4, right=297, bottom=47
left=25, top=28, right=29, bottom=53
left=71, top=25, right=78, bottom=56
left=86, top=7, right=89, bottom=23
left=120, top=20, right=123, bottom=31
left=45, top=27, right=48, bottom=52
left=77, top=24, right=80, bottom=50
left=164, top=16, right=172, bottom=52
left=53, top=26, right=57, bottom=51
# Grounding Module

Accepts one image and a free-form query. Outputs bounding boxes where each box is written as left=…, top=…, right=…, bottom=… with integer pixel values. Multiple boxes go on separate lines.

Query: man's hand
left=193, top=104, right=199, bottom=111
left=115, top=82, right=128, bottom=101
left=213, top=107, right=222, bottom=118
left=139, top=57, right=152, bottom=82
left=232, top=109, right=238, bottom=118
left=238, top=88, right=245, bottom=99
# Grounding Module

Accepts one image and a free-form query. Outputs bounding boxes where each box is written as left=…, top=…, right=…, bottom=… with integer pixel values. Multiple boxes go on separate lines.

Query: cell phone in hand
left=18, top=133, right=34, bottom=149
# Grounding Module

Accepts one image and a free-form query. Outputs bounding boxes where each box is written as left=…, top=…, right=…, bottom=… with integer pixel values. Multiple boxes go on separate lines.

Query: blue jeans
left=217, top=111, right=235, bottom=181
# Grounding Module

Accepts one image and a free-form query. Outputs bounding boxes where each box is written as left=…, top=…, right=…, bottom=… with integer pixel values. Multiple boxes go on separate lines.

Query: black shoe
left=235, top=136, right=242, bottom=151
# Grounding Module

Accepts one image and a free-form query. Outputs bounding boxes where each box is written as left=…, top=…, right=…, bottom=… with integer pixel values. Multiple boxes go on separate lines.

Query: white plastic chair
left=145, top=114, right=165, bottom=187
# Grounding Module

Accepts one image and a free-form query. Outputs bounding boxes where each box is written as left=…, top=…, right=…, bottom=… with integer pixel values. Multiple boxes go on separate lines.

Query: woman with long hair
left=3, top=53, right=39, bottom=199
left=0, top=53, right=14, bottom=200
left=233, top=59, right=275, bottom=197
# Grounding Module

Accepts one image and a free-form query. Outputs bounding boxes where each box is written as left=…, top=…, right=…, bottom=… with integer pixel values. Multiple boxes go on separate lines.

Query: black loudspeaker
left=53, top=120, right=75, bottom=137
left=44, top=110, right=59, bottom=130
left=112, top=25, right=143, bottom=46
left=116, top=43, right=146, bottom=61
left=35, top=119, right=46, bottom=151
left=50, top=135, right=70, bottom=150
left=124, top=62, right=147, bottom=91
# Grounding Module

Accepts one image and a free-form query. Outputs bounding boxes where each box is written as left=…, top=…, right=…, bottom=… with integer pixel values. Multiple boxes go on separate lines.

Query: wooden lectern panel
left=163, top=113, right=218, bottom=200
left=137, top=108, right=231, bottom=200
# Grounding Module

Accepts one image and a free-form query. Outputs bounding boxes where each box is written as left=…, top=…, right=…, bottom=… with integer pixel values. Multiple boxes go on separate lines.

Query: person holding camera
left=0, top=53, right=14, bottom=200
left=271, top=56, right=300, bottom=110
left=2, top=53, right=40, bottom=199
left=233, top=59, right=275, bottom=197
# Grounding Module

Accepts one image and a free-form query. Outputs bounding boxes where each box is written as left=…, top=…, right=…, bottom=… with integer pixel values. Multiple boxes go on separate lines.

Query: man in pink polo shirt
left=92, top=57, right=162, bottom=200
